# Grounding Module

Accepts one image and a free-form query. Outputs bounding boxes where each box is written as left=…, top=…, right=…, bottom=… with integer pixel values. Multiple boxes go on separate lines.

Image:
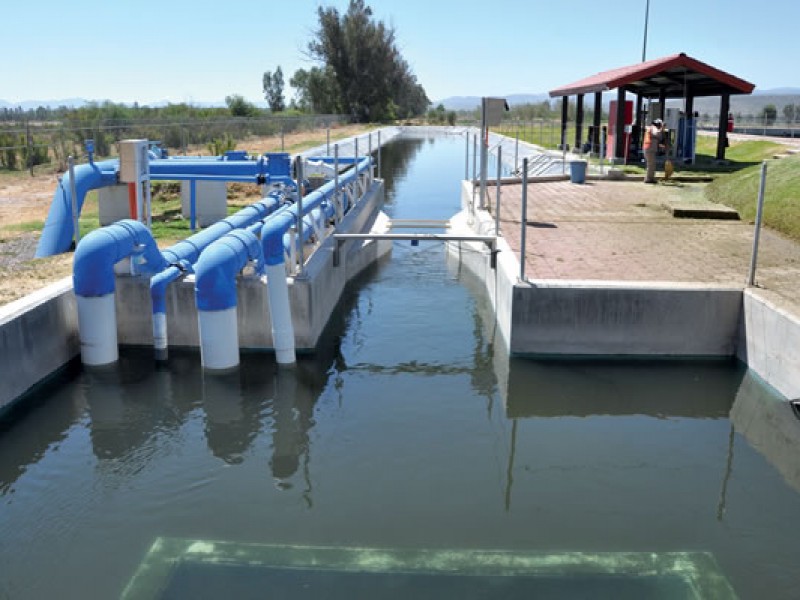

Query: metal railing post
left=68, top=156, right=80, bottom=246
left=747, top=161, right=768, bottom=286
left=472, top=133, right=478, bottom=180
left=296, top=158, right=305, bottom=277
left=334, top=144, right=341, bottom=221
left=495, top=146, right=502, bottom=236
left=465, top=131, right=469, bottom=180
left=520, top=158, right=528, bottom=281
left=377, top=130, right=382, bottom=178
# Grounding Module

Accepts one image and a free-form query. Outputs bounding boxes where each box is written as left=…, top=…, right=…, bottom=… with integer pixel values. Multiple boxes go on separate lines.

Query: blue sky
left=2, top=0, right=797, bottom=105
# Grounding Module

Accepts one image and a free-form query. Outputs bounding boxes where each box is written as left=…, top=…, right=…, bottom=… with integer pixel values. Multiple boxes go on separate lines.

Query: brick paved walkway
left=493, top=179, right=800, bottom=311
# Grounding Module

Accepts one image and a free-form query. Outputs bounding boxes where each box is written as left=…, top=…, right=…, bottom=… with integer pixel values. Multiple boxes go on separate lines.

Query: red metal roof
left=549, top=53, right=755, bottom=98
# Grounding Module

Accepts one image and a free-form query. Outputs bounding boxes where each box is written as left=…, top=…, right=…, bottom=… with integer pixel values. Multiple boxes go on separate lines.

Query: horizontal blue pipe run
left=161, top=196, right=281, bottom=265
left=195, top=229, right=264, bottom=311
left=74, top=220, right=166, bottom=297
left=262, top=157, right=371, bottom=266
left=36, top=153, right=293, bottom=258
left=35, top=160, right=118, bottom=257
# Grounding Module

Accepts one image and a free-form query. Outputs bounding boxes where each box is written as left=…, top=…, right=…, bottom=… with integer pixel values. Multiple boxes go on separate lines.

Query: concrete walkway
left=493, top=178, right=800, bottom=314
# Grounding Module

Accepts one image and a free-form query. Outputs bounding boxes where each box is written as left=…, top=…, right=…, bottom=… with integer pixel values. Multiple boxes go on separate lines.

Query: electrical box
left=665, top=108, right=682, bottom=131
left=119, top=139, right=149, bottom=183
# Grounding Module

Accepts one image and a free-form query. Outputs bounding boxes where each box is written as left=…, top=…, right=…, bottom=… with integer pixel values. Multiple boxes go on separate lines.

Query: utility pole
left=642, top=0, right=651, bottom=62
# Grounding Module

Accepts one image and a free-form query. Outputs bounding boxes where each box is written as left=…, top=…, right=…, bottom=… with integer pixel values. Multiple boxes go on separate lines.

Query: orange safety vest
left=643, top=127, right=653, bottom=151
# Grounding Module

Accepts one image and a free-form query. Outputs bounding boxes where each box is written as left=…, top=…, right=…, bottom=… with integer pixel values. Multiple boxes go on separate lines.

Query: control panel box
left=119, top=139, right=149, bottom=183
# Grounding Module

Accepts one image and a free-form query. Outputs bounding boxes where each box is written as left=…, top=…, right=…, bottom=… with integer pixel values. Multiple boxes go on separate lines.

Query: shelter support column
left=560, top=96, right=568, bottom=150
left=717, top=93, right=730, bottom=160
left=657, top=89, right=666, bottom=119
left=574, top=94, right=584, bottom=152
left=592, top=92, right=602, bottom=155
left=614, top=87, right=625, bottom=161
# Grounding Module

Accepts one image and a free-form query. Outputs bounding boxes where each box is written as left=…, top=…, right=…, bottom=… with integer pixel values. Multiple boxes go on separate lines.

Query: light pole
left=642, top=0, right=650, bottom=62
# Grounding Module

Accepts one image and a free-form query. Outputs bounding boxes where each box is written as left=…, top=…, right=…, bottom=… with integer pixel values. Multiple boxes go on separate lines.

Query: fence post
left=520, top=158, right=528, bottom=282
left=26, top=120, right=33, bottom=176
left=747, top=161, right=768, bottom=286
left=377, top=130, right=382, bottom=178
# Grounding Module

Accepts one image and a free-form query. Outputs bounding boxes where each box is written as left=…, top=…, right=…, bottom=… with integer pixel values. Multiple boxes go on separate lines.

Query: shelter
left=548, top=53, right=755, bottom=162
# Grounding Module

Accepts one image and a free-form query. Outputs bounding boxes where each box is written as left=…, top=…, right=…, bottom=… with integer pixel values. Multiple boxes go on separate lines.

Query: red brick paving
left=491, top=179, right=800, bottom=311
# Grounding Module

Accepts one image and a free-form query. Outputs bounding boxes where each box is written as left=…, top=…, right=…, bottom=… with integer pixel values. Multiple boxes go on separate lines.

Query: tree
left=307, top=0, right=429, bottom=122
left=262, top=67, right=286, bottom=112
left=225, top=94, right=259, bottom=117
left=761, top=104, right=777, bottom=125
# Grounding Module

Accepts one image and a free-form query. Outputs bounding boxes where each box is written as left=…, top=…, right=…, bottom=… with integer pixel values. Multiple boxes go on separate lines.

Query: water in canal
left=1, top=133, right=800, bottom=599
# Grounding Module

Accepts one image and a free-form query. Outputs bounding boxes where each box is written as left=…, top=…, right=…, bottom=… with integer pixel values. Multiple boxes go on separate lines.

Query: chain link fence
left=0, top=114, right=348, bottom=173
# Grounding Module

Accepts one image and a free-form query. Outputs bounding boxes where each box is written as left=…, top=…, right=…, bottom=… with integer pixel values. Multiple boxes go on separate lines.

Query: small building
left=548, top=53, right=755, bottom=162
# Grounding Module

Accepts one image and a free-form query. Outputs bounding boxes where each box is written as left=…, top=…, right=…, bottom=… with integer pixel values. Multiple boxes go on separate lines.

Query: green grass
left=706, top=153, right=800, bottom=241
left=2, top=220, right=45, bottom=233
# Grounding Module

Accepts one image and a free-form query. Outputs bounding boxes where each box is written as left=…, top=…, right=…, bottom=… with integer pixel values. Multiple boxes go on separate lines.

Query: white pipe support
left=77, top=293, right=118, bottom=366
left=153, top=312, right=168, bottom=361
left=198, top=307, right=239, bottom=371
left=266, top=262, right=296, bottom=366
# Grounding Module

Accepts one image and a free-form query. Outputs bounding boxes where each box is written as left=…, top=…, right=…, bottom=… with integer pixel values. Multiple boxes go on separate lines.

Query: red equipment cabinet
left=607, top=100, right=634, bottom=160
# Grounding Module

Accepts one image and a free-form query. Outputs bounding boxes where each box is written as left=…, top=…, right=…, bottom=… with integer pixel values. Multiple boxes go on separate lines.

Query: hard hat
left=653, top=118, right=663, bottom=126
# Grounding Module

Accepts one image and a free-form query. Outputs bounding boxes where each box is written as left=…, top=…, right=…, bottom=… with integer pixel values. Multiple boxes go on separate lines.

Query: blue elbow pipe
left=74, top=219, right=166, bottom=298
left=150, top=261, right=193, bottom=315
left=36, top=159, right=119, bottom=257
left=195, top=229, right=264, bottom=311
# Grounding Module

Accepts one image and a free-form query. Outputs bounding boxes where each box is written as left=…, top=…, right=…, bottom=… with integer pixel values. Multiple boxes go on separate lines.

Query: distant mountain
left=0, top=98, right=93, bottom=110
left=0, top=98, right=229, bottom=110
left=754, top=87, right=800, bottom=96
left=436, top=88, right=800, bottom=118
left=436, top=93, right=550, bottom=112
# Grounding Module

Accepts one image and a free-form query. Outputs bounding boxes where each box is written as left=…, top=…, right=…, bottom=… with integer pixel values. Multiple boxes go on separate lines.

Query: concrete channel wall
left=738, top=289, right=800, bottom=400
left=0, top=279, right=79, bottom=414
left=453, top=182, right=799, bottom=398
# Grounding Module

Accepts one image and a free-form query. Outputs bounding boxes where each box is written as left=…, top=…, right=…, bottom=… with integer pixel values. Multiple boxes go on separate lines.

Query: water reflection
left=504, top=360, right=743, bottom=418
left=85, top=351, right=200, bottom=461
left=730, top=370, right=800, bottom=495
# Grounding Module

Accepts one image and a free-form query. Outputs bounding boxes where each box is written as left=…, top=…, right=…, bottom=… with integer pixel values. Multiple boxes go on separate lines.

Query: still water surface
left=1, top=134, right=799, bottom=599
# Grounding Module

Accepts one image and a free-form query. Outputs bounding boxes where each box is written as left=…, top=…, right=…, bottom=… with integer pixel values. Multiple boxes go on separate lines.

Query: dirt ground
left=0, top=124, right=372, bottom=307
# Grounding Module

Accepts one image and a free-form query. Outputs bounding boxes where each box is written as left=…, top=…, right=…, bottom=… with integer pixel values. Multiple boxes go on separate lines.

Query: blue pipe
left=195, top=229, right=264, bottom=312
left=35, top=159, right=118, bottom=257
left=37, top=153, right=294, bottom=258
left=161, top=196, right=281, bottom=265
left=150, top=261, right=192, bottom=316
left=260, top=157, right=371, bottom=264
left=73, top=220, right=166, bottom=298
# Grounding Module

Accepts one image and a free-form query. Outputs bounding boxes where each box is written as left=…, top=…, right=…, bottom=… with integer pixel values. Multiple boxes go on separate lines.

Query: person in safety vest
left=643, top=118, right=664, bottom=184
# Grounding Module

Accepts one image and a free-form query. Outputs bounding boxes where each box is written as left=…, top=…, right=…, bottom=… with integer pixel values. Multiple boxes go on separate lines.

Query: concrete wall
left=738, top=289, right=800, bottom=399
left=0, top=278, right=79, bottom=413
left=180, top=181, right=227, bottom=227
left=509, top=281, right=742, bottom=357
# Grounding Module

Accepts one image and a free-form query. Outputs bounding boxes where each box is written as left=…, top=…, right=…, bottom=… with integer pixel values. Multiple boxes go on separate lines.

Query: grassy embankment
left=704, top=149, right=800, bottom=242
